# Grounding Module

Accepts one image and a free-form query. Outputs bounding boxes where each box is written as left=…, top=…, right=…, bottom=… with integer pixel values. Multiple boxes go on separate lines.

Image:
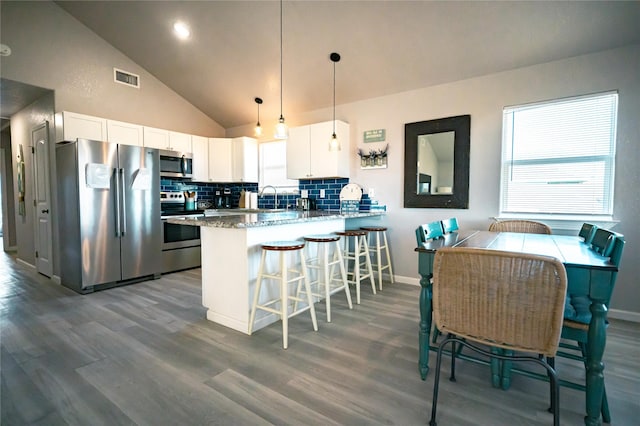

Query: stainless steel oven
left=160, top=191, right=203, bottom=273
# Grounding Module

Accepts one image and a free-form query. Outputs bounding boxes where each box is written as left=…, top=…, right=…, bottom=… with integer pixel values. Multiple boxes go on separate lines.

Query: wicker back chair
left=428, top=247, right=567, bottom=426
left=489, top=219, right=552, bottom=234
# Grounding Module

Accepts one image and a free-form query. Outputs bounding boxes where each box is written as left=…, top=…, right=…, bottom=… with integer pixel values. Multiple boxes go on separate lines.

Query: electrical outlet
left=301, top=189, right=309, bottom=198
left=368, top=188, right=375, bottom=198
left=320, top=189, right=326, bottom=198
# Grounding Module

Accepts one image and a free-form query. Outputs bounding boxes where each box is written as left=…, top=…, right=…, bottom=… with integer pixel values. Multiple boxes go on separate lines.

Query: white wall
left=230, top=45, right=640, bottom=318
left=0, top=1, right=224, bottom=138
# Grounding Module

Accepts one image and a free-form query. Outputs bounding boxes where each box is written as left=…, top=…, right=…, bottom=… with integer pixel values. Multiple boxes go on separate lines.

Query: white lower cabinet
left=286, top=120, right=349, bottom=179
left=191, top=135, right=210, bottom=182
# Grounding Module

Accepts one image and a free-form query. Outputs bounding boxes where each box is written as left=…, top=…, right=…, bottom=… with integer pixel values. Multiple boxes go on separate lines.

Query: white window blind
left=258, top=140, right=297, bottom=190
left=500, top=92, right=618, bottom=216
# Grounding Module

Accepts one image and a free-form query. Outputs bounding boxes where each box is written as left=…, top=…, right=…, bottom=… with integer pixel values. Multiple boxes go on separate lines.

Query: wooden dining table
left=415, top=230, right=619, bottom=426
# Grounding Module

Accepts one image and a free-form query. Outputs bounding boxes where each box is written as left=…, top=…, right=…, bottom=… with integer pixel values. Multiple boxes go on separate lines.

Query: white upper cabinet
left=287, top=120, right=349, bottom=179
left=286, top=125, right=311, bottom=179
left=143, top=126, right=170, bottom=150
left=208, top=138, right=233, bottom=182
left=232, top=137, right=258, bottom=182
left=207, top=137, right=258, bottom=183
left=56, top=111, right=107, bottom=142
left=169, top=131, right=192, bottom=153
left=106, top=119, right=143, bottom=146
left=191, top=135, right=209, bottom=182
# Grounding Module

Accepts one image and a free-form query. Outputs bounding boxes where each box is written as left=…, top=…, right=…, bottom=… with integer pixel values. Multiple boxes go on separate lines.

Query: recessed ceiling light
left=173, top=21, right=190, bottom=40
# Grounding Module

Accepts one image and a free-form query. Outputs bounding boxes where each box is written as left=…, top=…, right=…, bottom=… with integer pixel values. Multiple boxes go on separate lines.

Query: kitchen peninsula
left=169, top=210, right=384, bottom=334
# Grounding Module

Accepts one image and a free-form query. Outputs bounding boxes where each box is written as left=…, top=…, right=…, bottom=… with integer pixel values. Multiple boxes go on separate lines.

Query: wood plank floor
left=1, top=249, right=639, bottom=425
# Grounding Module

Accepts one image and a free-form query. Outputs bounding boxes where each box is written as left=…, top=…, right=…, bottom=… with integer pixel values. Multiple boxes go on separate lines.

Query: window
left=500, top=92, right=618, bottom=216
left=258, top=140, right=298, bottom=191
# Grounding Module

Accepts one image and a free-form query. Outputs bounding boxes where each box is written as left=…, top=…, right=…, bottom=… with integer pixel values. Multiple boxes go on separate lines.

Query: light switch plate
left=320, top=189, right=325, bottom=198
left=301, top=189, right=309, bottom=198
left=368, top=188, right=375, bottom=198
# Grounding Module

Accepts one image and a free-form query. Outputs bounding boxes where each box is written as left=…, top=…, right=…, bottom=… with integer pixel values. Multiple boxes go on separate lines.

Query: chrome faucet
left=259, top=185, right=278, bottom=209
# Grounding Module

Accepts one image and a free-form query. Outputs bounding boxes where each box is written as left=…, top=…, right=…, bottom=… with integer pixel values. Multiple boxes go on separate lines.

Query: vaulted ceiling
left=45, top=1, right=640, bottom=129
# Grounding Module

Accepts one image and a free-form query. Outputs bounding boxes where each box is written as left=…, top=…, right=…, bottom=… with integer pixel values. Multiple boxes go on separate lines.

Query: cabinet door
left=310, top=120, right=349, bottom=178
left=169, top=131, right=192, bottom=153
left=286, top=125, right=311, bottom=179
left=191, top=135, right=209, bottom=182
left=232, top=137, right=258, bottom=182
left=58, top=111, right=107, bottom=142
left=143, top=126, right=170, bottom=150
left=106, top=120, right=143, bottom=146
left=209, top=138, right=233, bottom=182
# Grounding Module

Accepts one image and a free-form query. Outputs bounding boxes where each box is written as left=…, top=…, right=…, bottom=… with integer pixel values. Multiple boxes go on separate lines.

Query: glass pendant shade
left=274, top=116, right=288, bottom=140
left=329, top=133, right=340, bottom=151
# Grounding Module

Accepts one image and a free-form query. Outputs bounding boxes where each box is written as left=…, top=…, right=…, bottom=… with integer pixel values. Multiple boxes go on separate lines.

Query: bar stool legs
left=301, top=235, right=353, bottom=322
left=335, top=230, right=376, bottom=305
left=361, top=226, right=394, bottom=291
left=249, top=241, right=318, bottom=349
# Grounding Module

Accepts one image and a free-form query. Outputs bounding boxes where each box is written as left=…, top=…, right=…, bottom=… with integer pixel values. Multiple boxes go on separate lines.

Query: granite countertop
left=167, top=210, right=384, bottom=229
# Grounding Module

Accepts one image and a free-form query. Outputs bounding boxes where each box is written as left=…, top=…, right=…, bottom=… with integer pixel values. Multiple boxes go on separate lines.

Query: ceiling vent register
left=114, top=68, right=140, bottom=88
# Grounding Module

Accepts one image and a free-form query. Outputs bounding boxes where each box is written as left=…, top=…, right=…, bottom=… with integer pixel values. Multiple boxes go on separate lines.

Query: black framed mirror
left=404, top=115, right=470, bottom=209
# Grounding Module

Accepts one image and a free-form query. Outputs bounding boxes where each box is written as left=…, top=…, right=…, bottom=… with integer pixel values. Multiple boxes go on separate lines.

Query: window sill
left=493, top=214, right=619, bottom=234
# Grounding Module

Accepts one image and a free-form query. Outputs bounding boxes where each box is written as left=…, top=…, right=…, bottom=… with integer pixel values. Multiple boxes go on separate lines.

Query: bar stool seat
left=360, top=226, right=394, bottom=291
left=335, top=229, right=376, bottom=304
left=300, top=234, right=353, bottom=322
left=249, top=240, right=318, bottom=349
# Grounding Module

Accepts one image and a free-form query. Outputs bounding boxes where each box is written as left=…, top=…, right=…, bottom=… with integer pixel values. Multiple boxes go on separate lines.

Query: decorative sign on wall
left=363, top=129, right=386, bottom=143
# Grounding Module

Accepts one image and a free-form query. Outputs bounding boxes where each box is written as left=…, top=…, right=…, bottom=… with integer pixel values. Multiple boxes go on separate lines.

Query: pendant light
left=274, top=0, right=288, bottom=139
left=254, top=97, right=263, bottom=137
left=329, top=52, right=341, bottom=151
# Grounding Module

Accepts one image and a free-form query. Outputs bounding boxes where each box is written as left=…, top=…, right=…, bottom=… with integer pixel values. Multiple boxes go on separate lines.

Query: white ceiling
left=54, top=1, right=640, bottom=129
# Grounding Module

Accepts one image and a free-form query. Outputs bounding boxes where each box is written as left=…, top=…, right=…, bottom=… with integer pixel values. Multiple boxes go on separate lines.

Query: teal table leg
left=490, top=347, right=501, bottom=388
left=500, top=349, right=514, bottom=390
left=584, top=300, right=607, bottom=426
left=419, top=272, right=432, bottom=380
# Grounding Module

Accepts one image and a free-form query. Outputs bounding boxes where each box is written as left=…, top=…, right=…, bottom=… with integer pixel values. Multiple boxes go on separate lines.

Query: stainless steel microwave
left=159, top=149, right=193, bottom=178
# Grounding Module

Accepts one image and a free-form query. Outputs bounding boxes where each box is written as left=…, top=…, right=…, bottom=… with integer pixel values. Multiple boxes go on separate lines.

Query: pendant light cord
left=333, top=59, right=336, bottom=134
left=279, top=0, right=283, bottom=120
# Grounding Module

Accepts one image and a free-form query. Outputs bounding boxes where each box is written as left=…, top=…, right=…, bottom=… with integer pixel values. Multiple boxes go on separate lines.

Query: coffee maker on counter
left=214, top=188, right=231, bottom=209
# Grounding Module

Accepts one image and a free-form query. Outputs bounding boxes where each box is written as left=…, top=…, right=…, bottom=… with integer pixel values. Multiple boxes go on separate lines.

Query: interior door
left=32, top=122, right=53, bottom=277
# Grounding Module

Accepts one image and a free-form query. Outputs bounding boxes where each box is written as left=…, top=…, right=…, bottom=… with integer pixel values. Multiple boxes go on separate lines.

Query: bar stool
left=360, top=226, right=394, bottom=291
left=248, top=240, right=318, bottom=349
left=335, top=230, right=376, bottom=304
left=300, top=234, right=353, bottom=322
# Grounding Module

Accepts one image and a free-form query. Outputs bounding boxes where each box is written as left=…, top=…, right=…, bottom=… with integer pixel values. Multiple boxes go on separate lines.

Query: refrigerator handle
left=114, top=167, right=121, bottom=236
left=120, top=168, right=127, bottom=236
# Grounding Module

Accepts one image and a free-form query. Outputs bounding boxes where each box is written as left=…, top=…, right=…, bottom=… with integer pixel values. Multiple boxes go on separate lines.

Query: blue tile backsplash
left=162, top=177, right=370, bottom=211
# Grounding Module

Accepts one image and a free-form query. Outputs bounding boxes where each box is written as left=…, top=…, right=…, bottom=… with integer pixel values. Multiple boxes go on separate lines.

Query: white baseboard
left=393, top=275, right=420, bottom=286
left=609, top=309, right=640, bottom=323
left=16, top=258, right=35, bottom=270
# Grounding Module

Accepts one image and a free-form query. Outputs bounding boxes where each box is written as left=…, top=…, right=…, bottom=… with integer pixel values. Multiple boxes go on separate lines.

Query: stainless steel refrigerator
left=57, top=139, right=161, bottom=293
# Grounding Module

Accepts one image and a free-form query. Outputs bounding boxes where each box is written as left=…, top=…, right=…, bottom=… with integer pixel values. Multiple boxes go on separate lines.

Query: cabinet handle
left=41, top=209, right=49, bottom=214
